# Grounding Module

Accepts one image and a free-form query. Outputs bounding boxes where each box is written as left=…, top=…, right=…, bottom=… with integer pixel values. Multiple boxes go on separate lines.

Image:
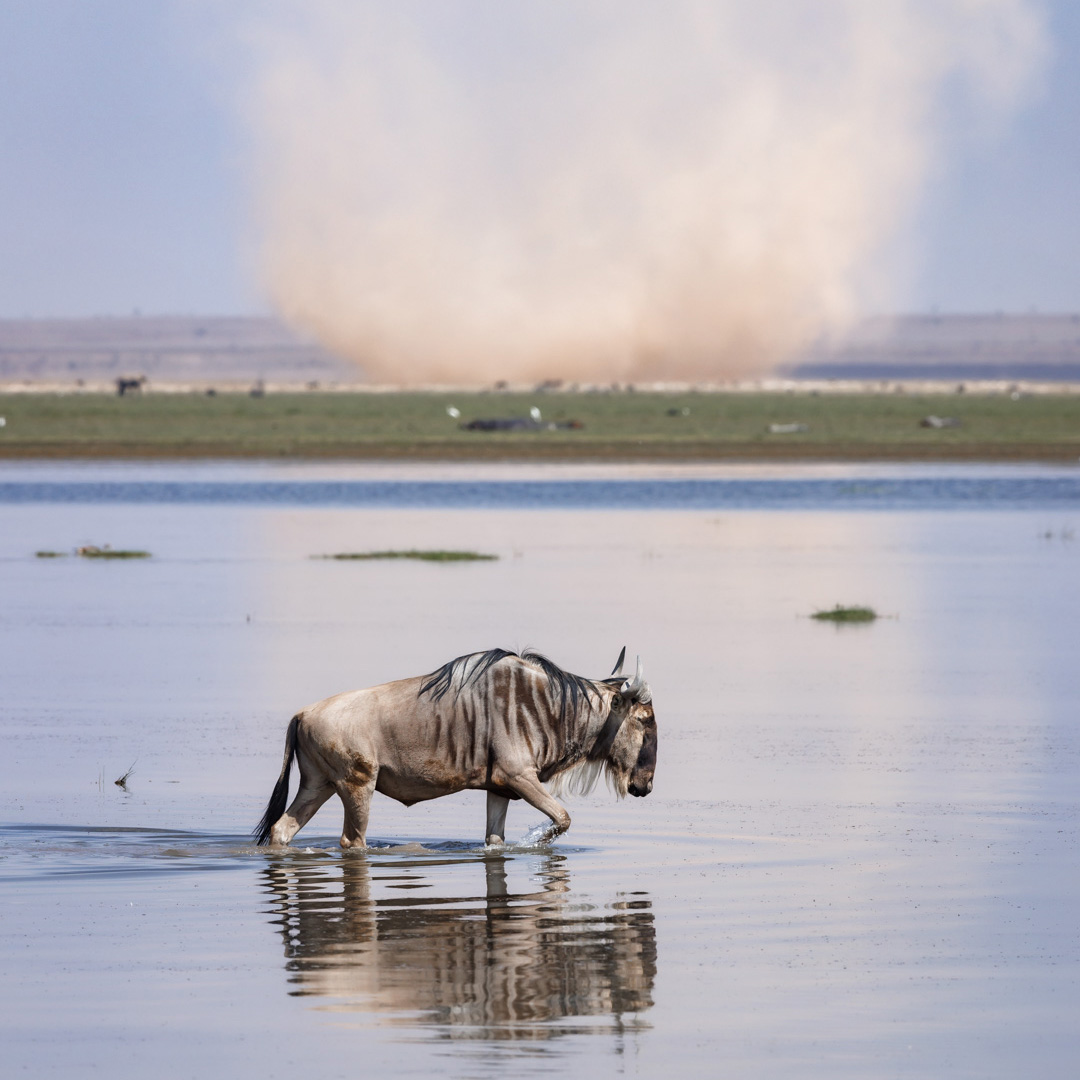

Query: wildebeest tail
left=253, top=713, right=300, bottom=845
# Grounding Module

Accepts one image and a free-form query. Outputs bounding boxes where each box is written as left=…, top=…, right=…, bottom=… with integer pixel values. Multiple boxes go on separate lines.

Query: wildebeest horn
left=610, top=646, right=627, bottom=678
left=620, top=655, right=652, bottom=703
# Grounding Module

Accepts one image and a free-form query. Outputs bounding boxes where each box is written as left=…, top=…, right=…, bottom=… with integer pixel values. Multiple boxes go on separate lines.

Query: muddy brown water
left=1, top=463, right=1078, bottom=1078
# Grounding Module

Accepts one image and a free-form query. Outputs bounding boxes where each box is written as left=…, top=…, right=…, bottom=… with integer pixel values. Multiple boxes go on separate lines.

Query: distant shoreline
left=5, top=312, right=1080, bottom=389
left=2, top=377, right=1080, bottom=396
left=1, top=441, right=1076, bottom=464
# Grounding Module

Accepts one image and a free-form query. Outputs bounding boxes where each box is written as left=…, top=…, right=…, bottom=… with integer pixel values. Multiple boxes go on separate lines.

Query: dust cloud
left=238, top=2, right=1045, bottom=384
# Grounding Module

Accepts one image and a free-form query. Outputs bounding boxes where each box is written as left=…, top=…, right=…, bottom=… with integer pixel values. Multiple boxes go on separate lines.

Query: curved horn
left=609, top=646, right=627, bottom=678
left=620, top=655, right=651, bottom=702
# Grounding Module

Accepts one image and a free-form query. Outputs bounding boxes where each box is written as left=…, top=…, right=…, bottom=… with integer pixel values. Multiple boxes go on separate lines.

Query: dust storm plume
left=238, top=2, right=1046, bottom=384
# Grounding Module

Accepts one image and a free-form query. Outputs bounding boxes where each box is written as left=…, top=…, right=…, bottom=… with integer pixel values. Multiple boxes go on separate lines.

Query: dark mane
left=418, top=648, right=601, bottom=722
left=520, top=650, right=602, bottom=723
left=418, top=647, right=518, bottom=702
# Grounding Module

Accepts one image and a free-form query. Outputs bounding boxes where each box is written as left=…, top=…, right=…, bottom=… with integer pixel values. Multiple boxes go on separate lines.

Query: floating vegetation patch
left=35, top=551, right=68, bottom=558
left=76, top=546, right=151, bottom=559
left=314, top=549, right=498, bottom=563
left=811, top=605, right=878, bottom=623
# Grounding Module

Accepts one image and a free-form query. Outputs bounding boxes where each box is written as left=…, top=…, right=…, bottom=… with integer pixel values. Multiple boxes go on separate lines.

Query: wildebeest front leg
left=485, top=791, right=509, bottom=845
left=505, top=772, right=571, bottom=844
left=338, top=773, right=377, bottom=850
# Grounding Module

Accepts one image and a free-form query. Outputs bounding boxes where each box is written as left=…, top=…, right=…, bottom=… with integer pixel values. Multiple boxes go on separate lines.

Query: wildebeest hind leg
left=505, top=773, right=571, bottom=844
left=270, top=780, right=334, bottom=846
left=485, top=792, right=509, bottom=845
left=338, top=777, right=376, bottom=850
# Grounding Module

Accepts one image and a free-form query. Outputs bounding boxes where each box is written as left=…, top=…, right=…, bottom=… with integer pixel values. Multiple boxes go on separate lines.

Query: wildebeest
left=115, top=375, right=146, bottom=397
left=254, top=647, right=656, bottom=848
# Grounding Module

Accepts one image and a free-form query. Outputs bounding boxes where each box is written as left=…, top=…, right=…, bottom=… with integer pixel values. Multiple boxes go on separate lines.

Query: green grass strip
left=314, top=549, right=497, bottom=562
left=811, top=605, right=878, bottom=623
left=76, top=546, right=151, bottom=559
left=2, top=390, right=1078, bottom=461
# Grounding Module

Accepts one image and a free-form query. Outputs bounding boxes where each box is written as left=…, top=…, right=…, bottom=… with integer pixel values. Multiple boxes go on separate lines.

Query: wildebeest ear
left=610, top=646, right=627, bottom=678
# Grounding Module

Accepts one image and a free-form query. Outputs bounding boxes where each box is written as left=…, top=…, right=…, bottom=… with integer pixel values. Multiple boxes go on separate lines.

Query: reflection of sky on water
left=1, top=481, right=1077, bottom=828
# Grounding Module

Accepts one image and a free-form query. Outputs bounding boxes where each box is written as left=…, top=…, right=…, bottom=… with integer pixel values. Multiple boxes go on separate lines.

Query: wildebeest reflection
left=261, top=853, right=656, bottom=1039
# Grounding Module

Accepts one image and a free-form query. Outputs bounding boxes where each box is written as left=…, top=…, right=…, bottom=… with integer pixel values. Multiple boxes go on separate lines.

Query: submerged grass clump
left=812, top=605, right=878, bottom=623
left=76, top=545, right=151, bottom=559
left=35, top=550, right=68, bottom=558
left=314, top=549, right=498, bottom=562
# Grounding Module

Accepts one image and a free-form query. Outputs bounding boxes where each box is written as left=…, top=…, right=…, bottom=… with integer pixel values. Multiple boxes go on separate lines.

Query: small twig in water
left=114, top=761, right=137, bottom=789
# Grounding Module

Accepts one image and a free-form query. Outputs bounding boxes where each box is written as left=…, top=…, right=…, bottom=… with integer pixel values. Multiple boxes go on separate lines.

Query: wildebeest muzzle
left=627, top=728, right=656, bottom=798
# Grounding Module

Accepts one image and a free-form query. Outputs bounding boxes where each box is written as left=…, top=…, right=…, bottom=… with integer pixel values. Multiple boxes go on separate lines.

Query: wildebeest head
left=604, top=656, right=657, bottom=798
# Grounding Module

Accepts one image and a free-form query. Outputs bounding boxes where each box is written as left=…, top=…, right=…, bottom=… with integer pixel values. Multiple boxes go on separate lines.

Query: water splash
left=517, top=822, right=556, bottom=849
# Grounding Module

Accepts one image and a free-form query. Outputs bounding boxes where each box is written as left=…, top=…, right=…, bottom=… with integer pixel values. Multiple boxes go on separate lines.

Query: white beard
left=549, top=758, right=623, bottom=799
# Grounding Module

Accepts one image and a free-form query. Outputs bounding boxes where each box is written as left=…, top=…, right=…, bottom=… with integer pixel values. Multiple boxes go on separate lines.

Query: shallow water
left=2, top=463, right=1078, bottom=1077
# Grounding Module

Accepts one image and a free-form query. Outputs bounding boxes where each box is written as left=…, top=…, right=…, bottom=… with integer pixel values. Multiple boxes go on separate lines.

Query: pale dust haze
left=239, top=2, right=1046, bottom=385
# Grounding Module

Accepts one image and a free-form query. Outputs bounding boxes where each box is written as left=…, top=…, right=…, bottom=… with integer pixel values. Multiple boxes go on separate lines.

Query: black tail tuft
left=253, top=714, right=300, bottom=845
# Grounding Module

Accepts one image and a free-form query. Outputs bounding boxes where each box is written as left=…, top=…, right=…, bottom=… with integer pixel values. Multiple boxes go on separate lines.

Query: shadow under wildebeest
left=260, top=851, right=656, bottom=1040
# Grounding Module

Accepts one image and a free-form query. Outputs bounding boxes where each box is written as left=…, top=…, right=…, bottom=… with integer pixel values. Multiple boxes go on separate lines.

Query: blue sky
left=0, top=0, right=1076, bottom=319
left=909, top=2, right=1080, bottom=313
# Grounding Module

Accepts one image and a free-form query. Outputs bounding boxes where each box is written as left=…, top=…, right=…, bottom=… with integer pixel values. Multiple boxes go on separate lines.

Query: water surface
left=2, top=462, right=1077, bottom=1077
left=1, top=459, right=1078, bottom=509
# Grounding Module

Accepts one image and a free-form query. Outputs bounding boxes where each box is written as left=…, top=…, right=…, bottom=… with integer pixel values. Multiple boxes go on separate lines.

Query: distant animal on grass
left=254, top=647, right=656, bottom=848
left=115, top=375, right=146, bottom=396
